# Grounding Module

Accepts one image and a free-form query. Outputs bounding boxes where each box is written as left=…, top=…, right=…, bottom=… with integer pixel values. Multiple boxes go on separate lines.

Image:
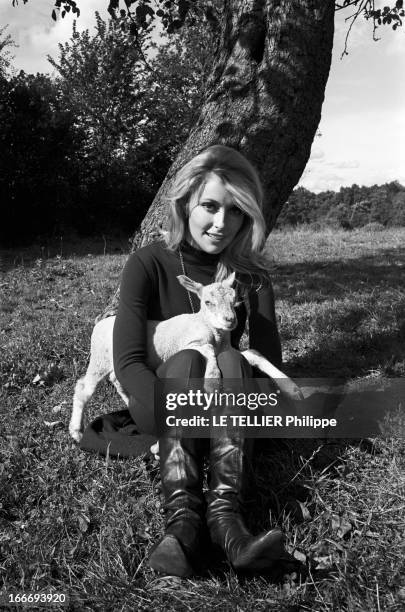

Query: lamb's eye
left=204, top=300, right=213, bottom=307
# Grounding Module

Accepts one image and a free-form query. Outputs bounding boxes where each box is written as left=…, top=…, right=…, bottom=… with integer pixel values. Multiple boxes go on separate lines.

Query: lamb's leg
left=70, top=317, right=115, bottom=442
left=192, top=344, right=221, bottom=393
left=109, top=372, right=129, bottom=406
left=241, top=349, right=304, bottom=401
left=70, top=369, right=103, bottom=442
left=70, top=339, right=113, bottom=441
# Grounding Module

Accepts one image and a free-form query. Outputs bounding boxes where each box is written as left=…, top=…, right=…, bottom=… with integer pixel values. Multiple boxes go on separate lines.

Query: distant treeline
left=276, top=182, right=405, bottom=230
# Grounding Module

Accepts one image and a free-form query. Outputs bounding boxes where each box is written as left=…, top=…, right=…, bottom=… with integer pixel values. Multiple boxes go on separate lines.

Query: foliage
left=1, top=227, right=404, bottom=609
left=336, top=0, right=405, bottom=55
left=0, top=25, right=16, bottom=78
left=277, top=181, right=405, bottom=230
left=1, top=14, right=212, bottom=244
left=12, top=0, right=405, bottom=39
left=46, top=13, right=212, bottom=236
left=0, top=72, right=84, bottom=245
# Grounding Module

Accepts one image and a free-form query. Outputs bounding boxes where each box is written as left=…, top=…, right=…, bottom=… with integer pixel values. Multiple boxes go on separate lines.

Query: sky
left=1, top=0, right=404, bottom=193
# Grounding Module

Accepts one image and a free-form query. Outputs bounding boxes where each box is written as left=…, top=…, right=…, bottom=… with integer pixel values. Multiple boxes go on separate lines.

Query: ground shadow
left=270, top=249, right=405, bottom=378
left=0, top=235, right=129, bottom=273
left=272, top=247, right=405, bottom=305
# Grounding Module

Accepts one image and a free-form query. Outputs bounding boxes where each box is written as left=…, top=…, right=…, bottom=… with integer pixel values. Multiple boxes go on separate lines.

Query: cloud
left=309, top=147, right=325, bottom=162
left=299, top=172, right=346, bottom=194
left=1, top=0, right=109, bottom=73
left=326, top=160, right=360, bottom=169
left=385, top=30, right=405, bottom=56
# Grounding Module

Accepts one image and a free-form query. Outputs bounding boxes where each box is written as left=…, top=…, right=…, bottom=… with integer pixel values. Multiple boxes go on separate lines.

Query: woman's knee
left=156, top=349, right=206, bottom=378
left=217, top=348, right=252, bottom=377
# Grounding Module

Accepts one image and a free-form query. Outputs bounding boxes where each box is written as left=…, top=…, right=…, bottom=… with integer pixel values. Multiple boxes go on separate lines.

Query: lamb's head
left=177, top=272, right=237, bottom=331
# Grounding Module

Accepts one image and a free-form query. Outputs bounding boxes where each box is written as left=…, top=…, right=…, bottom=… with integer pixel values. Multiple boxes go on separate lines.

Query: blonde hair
left=163, top=145, right=272, bottom=289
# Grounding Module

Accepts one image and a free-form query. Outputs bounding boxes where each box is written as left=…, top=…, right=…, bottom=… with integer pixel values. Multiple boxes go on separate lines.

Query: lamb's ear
left=223, top=271, right=236, bottom=287
left=177, top=275, right=203, bottom=297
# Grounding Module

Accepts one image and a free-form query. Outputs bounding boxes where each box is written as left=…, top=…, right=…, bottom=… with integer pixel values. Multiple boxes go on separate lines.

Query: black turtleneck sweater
left=113, top=240, right=282, bottom=411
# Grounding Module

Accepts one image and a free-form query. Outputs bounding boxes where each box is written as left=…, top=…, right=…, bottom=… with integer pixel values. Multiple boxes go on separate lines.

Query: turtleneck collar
left=178, top=240, right=221, bottom=266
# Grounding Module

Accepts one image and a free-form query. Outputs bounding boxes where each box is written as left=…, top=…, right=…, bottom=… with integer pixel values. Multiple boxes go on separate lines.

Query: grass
left=1, top=227, right=404, bottom=611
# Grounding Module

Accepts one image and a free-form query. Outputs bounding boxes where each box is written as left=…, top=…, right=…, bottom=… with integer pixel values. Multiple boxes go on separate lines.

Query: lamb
left=69, top=272, right=303, bottom=442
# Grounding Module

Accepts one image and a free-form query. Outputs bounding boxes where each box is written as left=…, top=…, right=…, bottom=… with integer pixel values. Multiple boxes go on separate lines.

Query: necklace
left=178, top=247, right=196, bottom=313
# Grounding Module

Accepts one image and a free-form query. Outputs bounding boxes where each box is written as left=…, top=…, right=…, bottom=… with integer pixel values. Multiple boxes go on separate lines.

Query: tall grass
left=1, top=227, right=404, bottom=611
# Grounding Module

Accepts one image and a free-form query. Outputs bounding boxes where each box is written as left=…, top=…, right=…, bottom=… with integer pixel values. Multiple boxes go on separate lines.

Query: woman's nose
left=213, top=208, right=225, bottom=228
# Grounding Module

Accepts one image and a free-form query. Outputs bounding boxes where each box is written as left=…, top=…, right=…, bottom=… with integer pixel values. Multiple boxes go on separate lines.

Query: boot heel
left=149, top=534, right=193, bottom=578
left=232, top=529, right=286, bottom=571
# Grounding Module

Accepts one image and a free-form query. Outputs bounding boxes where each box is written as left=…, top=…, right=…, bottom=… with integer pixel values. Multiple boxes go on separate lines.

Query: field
left=1, top=227, right=404, bottom=611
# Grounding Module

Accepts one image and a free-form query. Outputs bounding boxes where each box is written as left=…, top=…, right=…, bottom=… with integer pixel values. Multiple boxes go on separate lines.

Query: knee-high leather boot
left=148, top=435, right=206, bottom=577
left=206, top=433, right=286, bottom=571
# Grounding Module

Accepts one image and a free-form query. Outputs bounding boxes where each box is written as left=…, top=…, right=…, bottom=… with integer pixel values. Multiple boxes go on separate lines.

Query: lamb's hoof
left=278, top=381, right=304, bottom=402
left=150, top=441, right=160, bottom=461
left=69, top=427, right=83, bottom=443
left=287, top=386, right=305, bottom=401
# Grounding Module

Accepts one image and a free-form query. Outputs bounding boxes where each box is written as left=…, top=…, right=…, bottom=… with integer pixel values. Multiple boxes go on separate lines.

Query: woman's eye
left=201, top=203, right=216, bottom=212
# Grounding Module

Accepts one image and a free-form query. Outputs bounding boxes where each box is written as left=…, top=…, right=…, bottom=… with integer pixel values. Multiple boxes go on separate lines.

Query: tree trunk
left=99, top=0, right=334, bottom=318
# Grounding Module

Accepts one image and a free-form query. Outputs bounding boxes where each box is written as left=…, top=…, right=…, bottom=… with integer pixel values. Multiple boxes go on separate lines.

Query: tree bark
left=99, top=0, right=335, bottom=318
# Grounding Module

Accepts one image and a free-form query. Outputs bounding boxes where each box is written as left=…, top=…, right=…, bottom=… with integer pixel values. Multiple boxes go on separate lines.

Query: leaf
left=52, top=401, right=67, bottom=413
left=178, top=0, right=190, bottom=19
left=77, top=514, right=90, bottom=532
left=331, top=514, right=340, bottom=530
left=314, top=554, right=333, bottom=570
left=52, top=9, right=57, bottom=21
left=396, top=0, right=403, bottom=9
left=32, top=373, right=45, bottom=386
left=337, top=518, right=352, bottom=539
left=285, top=499, right=311, bottom=522
left=293, top=550, right=306, bottom=563
left=43, top=420, right=63, bottom=428
left=331, top=514, right=352, bottom=538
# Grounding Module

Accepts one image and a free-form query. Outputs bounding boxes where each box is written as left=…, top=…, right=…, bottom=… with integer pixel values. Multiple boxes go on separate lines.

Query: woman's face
left=186, top=174, right=245, bottom=254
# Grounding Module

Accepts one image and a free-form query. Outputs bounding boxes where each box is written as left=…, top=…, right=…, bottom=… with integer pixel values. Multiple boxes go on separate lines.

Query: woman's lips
left=206, top=232, right=225, bottom=240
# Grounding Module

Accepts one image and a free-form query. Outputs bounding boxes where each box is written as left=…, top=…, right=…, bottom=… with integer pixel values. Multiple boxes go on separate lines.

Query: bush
left=362, top=221, right=386, bottom=232
left=0, top=73, right=83, bottom=245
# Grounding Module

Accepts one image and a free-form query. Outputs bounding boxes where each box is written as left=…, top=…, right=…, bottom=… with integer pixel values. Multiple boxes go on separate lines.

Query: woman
left=113, top=145, right=287, bottom=576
